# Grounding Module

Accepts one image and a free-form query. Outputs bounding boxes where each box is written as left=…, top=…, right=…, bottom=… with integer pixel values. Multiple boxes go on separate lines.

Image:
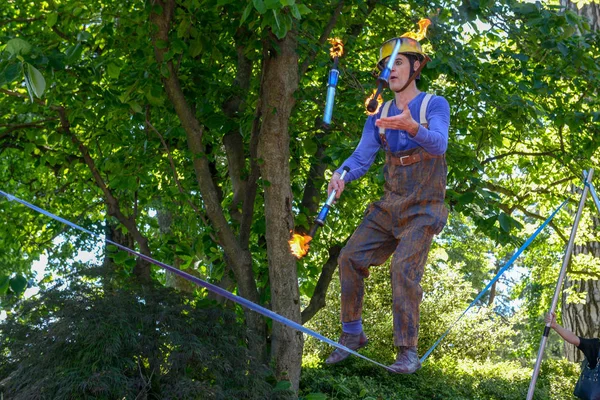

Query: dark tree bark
left=562, top=219, right=600, bottom=362
left=562, top=0, right=600, bottom=31
left=150, top=0, right=267, bottom=362
left=558, top=0, right=600, bottom=361
left=257, top=31, right=304, bottom=390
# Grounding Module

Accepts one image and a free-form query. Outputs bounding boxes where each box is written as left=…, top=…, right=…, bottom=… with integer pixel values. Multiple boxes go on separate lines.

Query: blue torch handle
left=379, top=39, right=402, bottom=84
left=323, top=69, right=339, bottom=125
left=315, top=168, right=349, bottom=226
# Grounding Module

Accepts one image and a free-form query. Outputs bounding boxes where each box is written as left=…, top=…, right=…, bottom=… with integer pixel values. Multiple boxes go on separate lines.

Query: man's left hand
left=375, top=101, right=420, bottom=136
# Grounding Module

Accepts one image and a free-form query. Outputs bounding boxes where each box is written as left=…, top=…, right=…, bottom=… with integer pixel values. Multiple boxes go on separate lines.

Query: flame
left=364, top=89, right=383, bottom=115
left=328, top=38, right=344, bottom=58
left=400, top=18, right=431, bottom=41
left=289, top=232, right=312, bottom=259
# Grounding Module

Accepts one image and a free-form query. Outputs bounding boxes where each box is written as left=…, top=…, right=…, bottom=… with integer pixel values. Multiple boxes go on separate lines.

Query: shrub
left=0, top=270, right=275, bottom=399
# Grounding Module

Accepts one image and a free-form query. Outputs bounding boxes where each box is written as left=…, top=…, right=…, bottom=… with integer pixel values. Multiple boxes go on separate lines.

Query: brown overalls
left=339, top=137, right=448, bottom=347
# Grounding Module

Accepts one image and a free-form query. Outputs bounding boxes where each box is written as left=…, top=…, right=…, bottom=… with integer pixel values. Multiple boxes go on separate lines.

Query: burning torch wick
left=323, top=38, right=344, bottom=129
left=289, top=167, right=350, bottom=260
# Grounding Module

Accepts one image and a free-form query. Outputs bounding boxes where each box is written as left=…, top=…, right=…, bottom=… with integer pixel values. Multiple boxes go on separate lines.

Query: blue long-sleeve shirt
left=336, top=92, right=450, bottom=182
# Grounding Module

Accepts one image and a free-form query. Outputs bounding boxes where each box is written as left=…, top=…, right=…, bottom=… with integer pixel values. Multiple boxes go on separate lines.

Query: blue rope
left=420, top=199, right=569, bottom=364
left=0, top=189, right=394, bottom=372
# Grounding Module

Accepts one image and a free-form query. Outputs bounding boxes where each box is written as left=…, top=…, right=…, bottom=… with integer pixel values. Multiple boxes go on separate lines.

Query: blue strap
left=0, top=189, right=394, bottom=372
left=420, top=198, right=569, bottom=364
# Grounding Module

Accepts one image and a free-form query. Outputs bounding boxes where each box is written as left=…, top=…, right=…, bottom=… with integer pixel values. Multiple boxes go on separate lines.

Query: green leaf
left=65, top=43, right=83, bottom=63
left=46, top=12, right=58, bottom=28
left=22, top=63, right=35, bottom=102
left=290, top=4, right=301, bottom=19
left=77, top=31, right=92, bottom=42
left=9, top=275, right=28, bottom=295
left=241, top=2, right=253, bottom=24
left=498, top=213, right=511, bottom=232
left=265, top=0, right=281, bottom=9
left=2, top=62, right=21, bottom=84
left=6, top=38, right=32, bottom=56
left=107, top=63, right=120, bottom=79
left=128, top=101, right=142, bottom=113
left=177, top=18, right=191, bottom=38
left=273, top=380, right=292, bottom=391
left=296, top=3, right=311, bottom=15
left=26, top=63, right=46, bottom=98
left=253, top=0, right=267, bottom=14
left=303, top=139, right=317, bottom=155
left=0, top=275, right=9, bottom=295
left=272, top=9, right=281, bottom=29
left=190, top=37, right=203, bottom=57
left=280, top=0, right=294, bottom=5
left=304, top=393, right=327, bottom=400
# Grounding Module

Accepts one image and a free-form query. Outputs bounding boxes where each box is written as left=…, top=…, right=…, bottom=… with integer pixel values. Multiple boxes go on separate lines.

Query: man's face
left=388, top=54, right=419, bottom=92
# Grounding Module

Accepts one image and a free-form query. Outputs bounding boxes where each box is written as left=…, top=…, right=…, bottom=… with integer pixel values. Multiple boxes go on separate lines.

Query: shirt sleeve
left=577, top=337, right=600, bottom=369
left=410, top=95, right=450, bottom=155
left=335, top=115, right=381, bottom=182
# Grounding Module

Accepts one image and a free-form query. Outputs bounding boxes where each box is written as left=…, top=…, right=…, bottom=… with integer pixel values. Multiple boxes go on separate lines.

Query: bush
left=0, top=270, right=276, bottom=399
left=299, top=355, right=580, bottom=400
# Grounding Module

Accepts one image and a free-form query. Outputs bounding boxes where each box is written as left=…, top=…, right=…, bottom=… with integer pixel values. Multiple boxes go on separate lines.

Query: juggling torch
left=289, top=167, right=350, bottom=259
left=323, top=38, right=344, bottom=129
left=366, top=38, right=402, bottom=113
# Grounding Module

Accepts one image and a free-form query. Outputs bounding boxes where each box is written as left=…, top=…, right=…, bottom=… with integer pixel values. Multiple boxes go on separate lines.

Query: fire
left=364, top=89, right=383, bottom=115
left=401, top=18, right=431, bottom=41
left=289, top=232, right=312, bottom=259
left=328, top=38, right=344, bottom=58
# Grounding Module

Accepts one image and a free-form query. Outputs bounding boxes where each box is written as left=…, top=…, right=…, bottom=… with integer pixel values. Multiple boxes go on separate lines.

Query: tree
left=2, top=0, right=600, bottom=393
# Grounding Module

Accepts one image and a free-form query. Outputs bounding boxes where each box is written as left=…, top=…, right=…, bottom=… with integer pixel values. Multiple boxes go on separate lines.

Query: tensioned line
left=0, top=189, right=394, bottom=372
left=420, top=198, right=568, bottom=364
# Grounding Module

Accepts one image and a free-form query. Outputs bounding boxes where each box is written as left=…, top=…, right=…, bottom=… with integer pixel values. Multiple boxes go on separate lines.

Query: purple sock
left=342, top=319, right=363, bottom=335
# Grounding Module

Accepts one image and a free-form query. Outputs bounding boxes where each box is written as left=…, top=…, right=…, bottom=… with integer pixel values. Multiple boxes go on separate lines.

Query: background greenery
left=1, top=0, right=599, bottom=398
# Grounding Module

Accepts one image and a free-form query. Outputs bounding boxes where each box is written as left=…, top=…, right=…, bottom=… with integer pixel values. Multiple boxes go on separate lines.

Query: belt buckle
left=399, top=155, right=410, bottom=166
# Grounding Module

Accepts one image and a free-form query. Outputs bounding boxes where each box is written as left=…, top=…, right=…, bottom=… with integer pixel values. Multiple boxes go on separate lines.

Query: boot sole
left=325, top=339, right=369, bottom=365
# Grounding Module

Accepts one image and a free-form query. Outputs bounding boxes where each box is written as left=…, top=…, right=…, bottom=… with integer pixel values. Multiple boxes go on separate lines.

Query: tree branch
left=301, top=244, right=342, bottom=323
left=0, top=17, right=44, bottom=27
left=299, top=0, right=345, bottom=77
left=55, top=106, right=152, bottom=282
left=481, top=150, right=558, bottom=165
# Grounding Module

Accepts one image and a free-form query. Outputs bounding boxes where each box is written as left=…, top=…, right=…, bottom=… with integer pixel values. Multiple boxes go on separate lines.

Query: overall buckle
left=399, top=155, right=411, bottom=166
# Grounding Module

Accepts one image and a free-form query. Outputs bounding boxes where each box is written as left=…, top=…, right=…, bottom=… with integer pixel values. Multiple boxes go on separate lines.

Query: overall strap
left=419, top=93, right=433, bottom=129
left=378, top=100, right=394, bottom=152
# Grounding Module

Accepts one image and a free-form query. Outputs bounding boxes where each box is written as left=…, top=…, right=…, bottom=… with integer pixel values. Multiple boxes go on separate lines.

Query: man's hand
left=375, top=100, right=420, bottom=136
left=328, top=172, right=345, bottom=199
left=545, top=312, right=558, bottom=329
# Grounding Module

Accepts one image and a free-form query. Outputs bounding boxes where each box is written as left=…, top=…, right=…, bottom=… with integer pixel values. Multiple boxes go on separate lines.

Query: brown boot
left=325, top=331, right=368, bottom=364
left=388, top=346, right=421, bottom=374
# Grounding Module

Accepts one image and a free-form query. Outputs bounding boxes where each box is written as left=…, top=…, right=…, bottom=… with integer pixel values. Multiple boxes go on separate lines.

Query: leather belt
left=387, top=152, right=444, bottom=167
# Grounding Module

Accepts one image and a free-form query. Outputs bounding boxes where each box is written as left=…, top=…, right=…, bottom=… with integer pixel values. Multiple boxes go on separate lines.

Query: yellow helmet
left=377, top=37, right=431, bottom=70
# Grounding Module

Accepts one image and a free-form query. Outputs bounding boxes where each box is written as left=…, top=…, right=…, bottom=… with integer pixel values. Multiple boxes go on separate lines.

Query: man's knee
left=338, top=247, right=370, bottom=278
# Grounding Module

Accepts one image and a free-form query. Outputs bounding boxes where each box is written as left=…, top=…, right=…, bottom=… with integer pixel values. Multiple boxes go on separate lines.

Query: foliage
left=1, top=0, right=600, bottom=391
left=0, top=267, right=279, bottom=400
left=299, top=356, right=579, bottom=400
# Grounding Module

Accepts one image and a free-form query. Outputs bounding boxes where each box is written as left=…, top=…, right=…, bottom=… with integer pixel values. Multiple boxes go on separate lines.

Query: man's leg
left=388, top=226, right=434, bottom=373
left=326, top=204, right=397, bottom=364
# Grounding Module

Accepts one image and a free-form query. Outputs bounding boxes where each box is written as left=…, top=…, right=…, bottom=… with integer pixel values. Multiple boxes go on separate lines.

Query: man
left=325, top=36, right=451, bottom=374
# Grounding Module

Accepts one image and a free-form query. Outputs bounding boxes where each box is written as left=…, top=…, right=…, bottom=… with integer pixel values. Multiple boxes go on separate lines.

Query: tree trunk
left=257, top=32, right=303, bottom=390
left=150, top=0, right=267, bottom=362
left=562, top=220, right=600, bottom=362
left=561, top=0, right=599, bottom=31
left=558, top=0, right=599, bottom=361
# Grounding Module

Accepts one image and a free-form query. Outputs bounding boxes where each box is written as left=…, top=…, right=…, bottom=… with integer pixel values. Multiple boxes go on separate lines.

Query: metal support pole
left=526, top=168, right=594, bottom=400
left=584, top=170, right=600, bottom=216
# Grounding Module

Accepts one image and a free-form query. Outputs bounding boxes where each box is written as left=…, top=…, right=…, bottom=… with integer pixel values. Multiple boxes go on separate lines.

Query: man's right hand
left=328, top=172, right=345, bottom=199
left=545, top=312, right=558, bottom=329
